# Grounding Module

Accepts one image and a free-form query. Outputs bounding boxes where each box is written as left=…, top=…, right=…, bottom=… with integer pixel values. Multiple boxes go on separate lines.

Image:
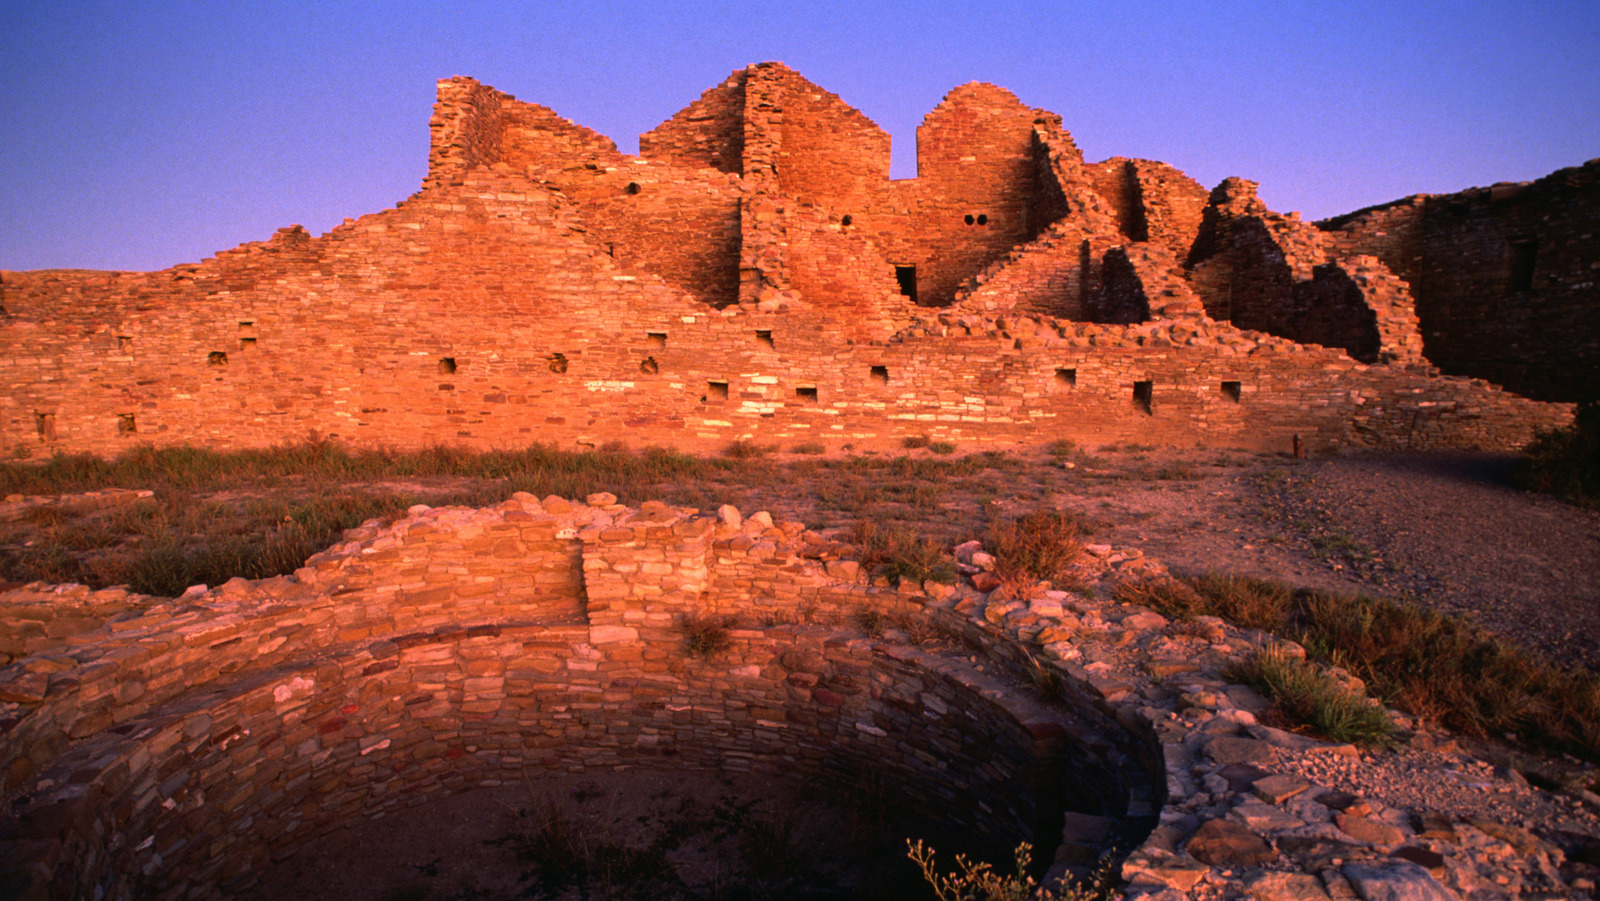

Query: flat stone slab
left=1243, top=870, right=1333, bottom=901
left=1341, top=860, right=1459, bottom=901
left=1251, top=772, right=1312, bottom=804
left=1205, top=735, right=1280, bottom=766
left=1185, top=817, right=1277, bottom=867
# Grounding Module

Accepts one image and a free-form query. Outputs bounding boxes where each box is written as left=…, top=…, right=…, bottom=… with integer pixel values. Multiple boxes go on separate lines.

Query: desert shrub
left=682, top=612, right=733, bottom=659
left=789, top=441, right=826, bottom=455
left=908, top=840, right=1113, bottom=901
left=852, top=521, right=957, bottom=586
left=1225, top=646, right=1394, bottom=746
left=855, top=608, right=886, bottom=635
left=928, top=440, right=958, bottom=455
left=902, top=434, right=933, bottom=449
left=1513, top=400, right=1600, bottom=508
left=722, top=439, right=774, bottom=459
left=986, top=508, right=1087, bottom=585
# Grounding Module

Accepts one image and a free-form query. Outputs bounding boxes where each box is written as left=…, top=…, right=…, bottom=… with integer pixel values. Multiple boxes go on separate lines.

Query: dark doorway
left=1509, top=238, right=1538, bottom=291
left=1132, top=381, right=1153, bottom=415
left=894, top=266, right=917, bottom=303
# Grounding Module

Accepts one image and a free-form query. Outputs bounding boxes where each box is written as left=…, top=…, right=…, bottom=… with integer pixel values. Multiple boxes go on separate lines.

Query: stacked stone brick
left=0, top=63, right=1586, bottom=459
left=1319, top=161, right=1600, bottom=401
left=1, top=497, right=1582, bottom=900
left=0, top=496, right=1158, bottom=899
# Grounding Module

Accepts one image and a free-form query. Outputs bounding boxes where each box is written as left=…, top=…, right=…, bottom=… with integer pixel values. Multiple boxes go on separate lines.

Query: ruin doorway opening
left=895, top=265, right=918, bottom=302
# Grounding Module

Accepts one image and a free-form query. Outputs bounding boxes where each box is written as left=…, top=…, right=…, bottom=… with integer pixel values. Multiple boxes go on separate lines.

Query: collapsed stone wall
left=0, top=496, right=1158, bottom=899
left=1186, top=179, right=1428, bottom=365
left=1320, top=161, right=1600, bottom=402
left=0, top=63, right=1583, bottom=460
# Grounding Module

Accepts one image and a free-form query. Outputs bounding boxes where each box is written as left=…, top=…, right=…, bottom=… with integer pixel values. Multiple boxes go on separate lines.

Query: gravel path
left=1078, top=449, right=1600, bottom=672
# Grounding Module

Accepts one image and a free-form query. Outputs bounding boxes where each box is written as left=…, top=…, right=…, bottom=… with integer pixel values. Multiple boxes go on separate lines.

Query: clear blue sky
left=3, top=0, right=1597, bottom=272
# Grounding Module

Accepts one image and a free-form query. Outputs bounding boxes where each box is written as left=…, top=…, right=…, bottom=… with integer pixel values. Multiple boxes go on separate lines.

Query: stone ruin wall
left=0, top=495, right=1160, bottom=899
left=1320, top=160, right=1600, bottom=402
left=0, top=62, right=1588, bottom=461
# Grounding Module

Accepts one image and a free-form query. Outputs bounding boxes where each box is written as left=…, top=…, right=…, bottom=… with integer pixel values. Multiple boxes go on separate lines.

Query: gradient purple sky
left=4, top=0, right=1597, bottom=272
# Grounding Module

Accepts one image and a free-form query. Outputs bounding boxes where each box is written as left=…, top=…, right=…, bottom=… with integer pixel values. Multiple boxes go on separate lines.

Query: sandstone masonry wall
left=0, top=496, right=1157, bottom=899
left=1322, top=162, right=1600, bottom=401
left=0, top=64, right=1580, bottom=460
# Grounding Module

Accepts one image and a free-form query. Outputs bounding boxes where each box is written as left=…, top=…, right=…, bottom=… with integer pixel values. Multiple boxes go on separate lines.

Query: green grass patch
left=1225, top=646, right=1394, bottom=746
left=1119, top=571, right=1600, bottom=761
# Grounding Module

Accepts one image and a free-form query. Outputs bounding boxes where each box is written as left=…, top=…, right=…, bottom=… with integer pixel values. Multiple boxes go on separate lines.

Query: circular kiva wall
left=0, top=496, right=1163, bottom=900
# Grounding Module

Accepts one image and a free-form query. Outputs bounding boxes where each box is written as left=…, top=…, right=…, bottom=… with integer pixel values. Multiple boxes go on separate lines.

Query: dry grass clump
left=1294, top=591, right=1600, bottom=757
left=985, top=508, right=1088, bottom=586
left=1114, top=573, right=1290, bottom=632
left=722, top=439, right=777, bottom=459
left=1120, top=571, right=1600, bottom=761
left=908, top=839, right=1114, bottom=901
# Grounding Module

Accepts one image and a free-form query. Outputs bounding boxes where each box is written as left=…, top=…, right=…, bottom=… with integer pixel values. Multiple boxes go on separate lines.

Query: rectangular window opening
left=1054, top=368, right=1077, bottom=389
left=756, top=329, right=774, bottom=348
left=707, top=380, right=729, bottom=402
left=795, top=386, right=818, bottom=404
left=548, top=352, right=569, bottom=374
left=34, top=412, right=56, bottom=442
left=239, top=337, right=257, bottom=350
left=117, top=413, right=137, bottom=434
left=870, top=365, right=889, bottom=385
left=647, top=331, right=668, bottom=348
left=208, top=351, right=229, bottom=366
left=117, top=336, right=133, bottom=353
left=894, top=265, right=917, bottom=303
left=1221, top=380, right=1242, bottom=402
left=1509, top=238, right=1538, bottom=291
left=438, top=357, right=457, bottom=375
left=1132, top=380, right=1154, bottom=415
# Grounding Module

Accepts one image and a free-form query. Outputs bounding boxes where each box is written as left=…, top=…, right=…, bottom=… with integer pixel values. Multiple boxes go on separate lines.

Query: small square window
left=870, top=366, right=889, bottom=384
left=1133, top=381, right=1154, bottom=415
left=1054, top=368, right=1077, bottom=389
left=1221, top=380, right=1242, bottom=402
left=756, top=329, right=774, bottom=348
left=647, top=332, right=667, bottom=348
left=795, top=386, right=818, bottom=404
left=707, top=380, right=729, bottom=401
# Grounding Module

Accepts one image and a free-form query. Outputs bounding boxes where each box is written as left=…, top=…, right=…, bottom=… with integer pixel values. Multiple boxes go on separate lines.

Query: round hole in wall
left=964, top=214, right=975, bottom=225
left=626, top=182, right=641, bottom=195
left=977, top=214, right=988, bottom=225
left=841, top=214, right=853, bottom=227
